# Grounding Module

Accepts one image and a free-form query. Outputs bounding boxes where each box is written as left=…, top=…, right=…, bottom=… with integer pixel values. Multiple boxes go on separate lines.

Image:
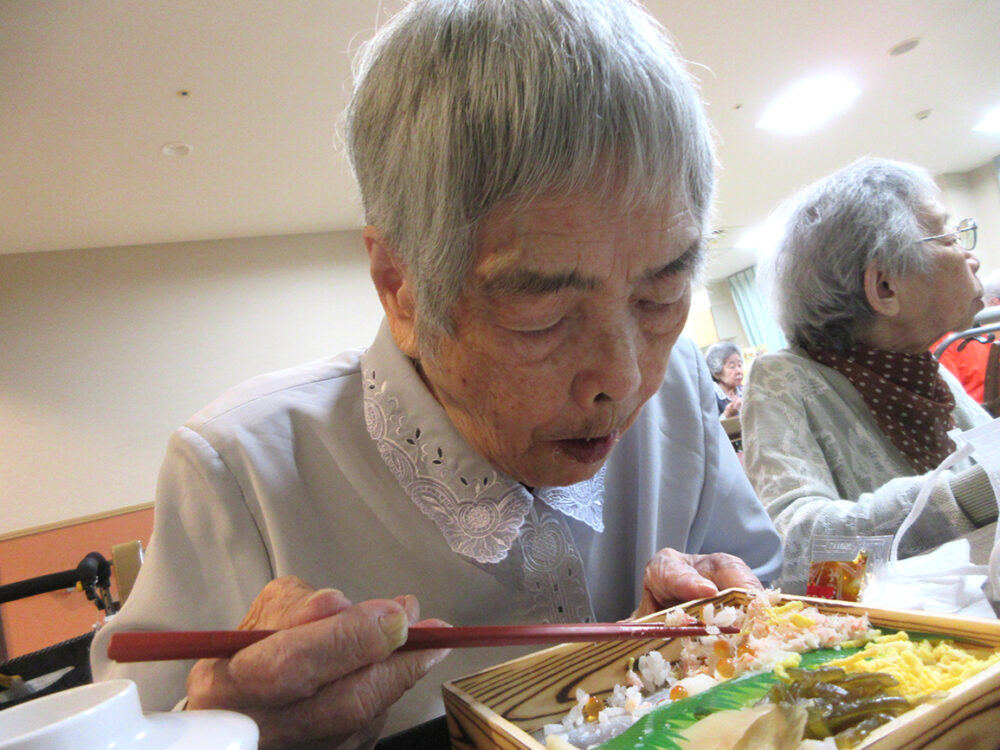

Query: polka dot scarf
left=803, top=341, right=956, bottom=473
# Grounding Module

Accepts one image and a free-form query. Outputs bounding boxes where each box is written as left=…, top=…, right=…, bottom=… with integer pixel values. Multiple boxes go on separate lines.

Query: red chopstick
left=107, top=622, right=737, bottom=662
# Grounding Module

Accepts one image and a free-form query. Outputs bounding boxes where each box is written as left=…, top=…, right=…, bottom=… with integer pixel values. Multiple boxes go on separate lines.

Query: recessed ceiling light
left=735, top=223, right=777, bottom=250
left=973, top=106, right=1000, bottom=133
left=161, top=142, right=192, bottom=157
left=889, top=38, right=920, bottom=56
left=756, top=74, right=860, bottom=134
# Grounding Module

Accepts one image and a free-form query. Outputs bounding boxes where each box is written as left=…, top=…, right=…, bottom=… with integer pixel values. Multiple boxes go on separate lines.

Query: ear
left=862, top=262, right=901, bottom=318
left=364, top=226, right=420, bottom=358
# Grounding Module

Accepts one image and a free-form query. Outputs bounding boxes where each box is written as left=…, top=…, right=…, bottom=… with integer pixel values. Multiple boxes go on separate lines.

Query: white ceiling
left=3, top=0, right=999, bottom=282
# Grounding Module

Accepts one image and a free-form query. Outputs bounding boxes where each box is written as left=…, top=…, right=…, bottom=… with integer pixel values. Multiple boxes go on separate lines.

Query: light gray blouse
left=91, top=322, right=781, bottom=736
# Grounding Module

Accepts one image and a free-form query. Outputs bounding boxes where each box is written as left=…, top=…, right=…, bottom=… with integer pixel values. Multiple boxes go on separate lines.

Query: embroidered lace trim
left=361, top=360, right=604, bottom=564
left=470, top=503, right=596, bottom=623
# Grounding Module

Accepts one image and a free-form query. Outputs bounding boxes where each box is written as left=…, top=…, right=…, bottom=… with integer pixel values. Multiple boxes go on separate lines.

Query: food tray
left=442, top=589, right=1000, bottom=749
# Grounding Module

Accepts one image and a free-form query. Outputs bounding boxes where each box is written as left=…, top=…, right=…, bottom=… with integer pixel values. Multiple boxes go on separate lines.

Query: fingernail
left=379, top=610, right=409, bottom=650
left=309, top=587, right=343, bottom=602
left=399, top=594, right=419, bottom=623
left=307, top=588, right=348, bottom=617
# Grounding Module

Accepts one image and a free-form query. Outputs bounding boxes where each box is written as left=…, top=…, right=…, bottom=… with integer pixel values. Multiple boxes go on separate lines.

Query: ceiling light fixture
left=756, top=74, right=860, bottom=134
left=161, top=142, right=192, bottom=157
left=734, top=223, right=774, bottom=250
left=973, top=106, right=1000, bottom=133
left=734, top=210, right=793, bottom=252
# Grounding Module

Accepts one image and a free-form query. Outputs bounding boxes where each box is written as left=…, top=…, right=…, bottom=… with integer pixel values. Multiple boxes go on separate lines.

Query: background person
left=704, top=341, right=744, bottom=418
left=742, top=157, right=996, bottom=594
left=90, top=1, right=782, bottom=747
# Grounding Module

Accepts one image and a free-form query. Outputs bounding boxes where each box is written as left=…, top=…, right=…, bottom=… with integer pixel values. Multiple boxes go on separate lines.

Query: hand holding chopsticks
left=108, top=621, right=737, bottom=662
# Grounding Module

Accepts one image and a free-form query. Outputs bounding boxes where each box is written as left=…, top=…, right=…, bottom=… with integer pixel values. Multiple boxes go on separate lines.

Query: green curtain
left=727, top=266, right=786, bottom=354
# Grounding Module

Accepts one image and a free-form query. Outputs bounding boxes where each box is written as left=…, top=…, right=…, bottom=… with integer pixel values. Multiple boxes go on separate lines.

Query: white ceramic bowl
left=0, top=679, right=258, bottom=750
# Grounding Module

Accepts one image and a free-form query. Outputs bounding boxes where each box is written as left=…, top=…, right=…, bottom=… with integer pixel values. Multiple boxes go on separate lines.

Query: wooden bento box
left=442, top=589, right=1000, bottom=750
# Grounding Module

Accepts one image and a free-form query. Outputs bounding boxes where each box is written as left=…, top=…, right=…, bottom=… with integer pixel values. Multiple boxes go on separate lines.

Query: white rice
left=542, top=590, right=874, bottom=749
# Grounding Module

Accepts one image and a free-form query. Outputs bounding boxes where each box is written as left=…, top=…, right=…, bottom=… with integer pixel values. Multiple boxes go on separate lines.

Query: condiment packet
left=806, top=535, right=893, bottom=601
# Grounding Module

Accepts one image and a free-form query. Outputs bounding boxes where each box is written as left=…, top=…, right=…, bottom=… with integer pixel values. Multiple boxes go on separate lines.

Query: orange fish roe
left=716, top=658, right=736, bottom=678
left=669, top=684, right=689, bottom=701
left=582, top=696, right=606, bottom=723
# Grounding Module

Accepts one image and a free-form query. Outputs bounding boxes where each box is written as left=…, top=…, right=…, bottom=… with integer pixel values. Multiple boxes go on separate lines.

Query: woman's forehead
left=917, top=198, right=948, bottom=229
left=474, top=196, right=698, bottom=266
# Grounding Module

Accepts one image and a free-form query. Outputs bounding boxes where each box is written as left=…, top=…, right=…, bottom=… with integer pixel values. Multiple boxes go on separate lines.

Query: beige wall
left=937, top=160, right=1000, bottom=275
left=704, top=279, right=750, bottom=350
left=1, top=230, right=381, bottom=534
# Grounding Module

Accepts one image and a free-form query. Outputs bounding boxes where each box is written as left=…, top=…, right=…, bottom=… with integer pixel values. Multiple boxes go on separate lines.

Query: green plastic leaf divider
left=597, top=646, right=863, bottom=750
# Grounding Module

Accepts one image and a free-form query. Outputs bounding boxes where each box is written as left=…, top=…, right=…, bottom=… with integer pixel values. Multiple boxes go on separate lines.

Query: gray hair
left=346, top=0, right=716, bottom=345
left=704, top=341, right=741, bottom=379
left=762, top=158, right=940, bottom=352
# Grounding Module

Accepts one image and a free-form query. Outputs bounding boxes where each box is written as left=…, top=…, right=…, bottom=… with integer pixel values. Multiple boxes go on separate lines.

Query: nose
left=968, top=249, right=980, bottom=273
left=570, top=324, right=643, bottom=409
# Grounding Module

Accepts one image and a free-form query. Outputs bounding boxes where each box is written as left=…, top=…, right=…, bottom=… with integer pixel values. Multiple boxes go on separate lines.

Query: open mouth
left=554, top=433, right=619, bottom=465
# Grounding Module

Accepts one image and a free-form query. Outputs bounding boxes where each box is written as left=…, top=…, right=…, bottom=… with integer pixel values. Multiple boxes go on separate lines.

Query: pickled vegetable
left=768, top=666, right=909, bottom=747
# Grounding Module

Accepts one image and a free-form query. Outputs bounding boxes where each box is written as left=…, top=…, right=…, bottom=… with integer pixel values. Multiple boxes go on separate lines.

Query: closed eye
left=637, top=298, right=671, bottom=312
left=506, top=315, right=567, bottom=337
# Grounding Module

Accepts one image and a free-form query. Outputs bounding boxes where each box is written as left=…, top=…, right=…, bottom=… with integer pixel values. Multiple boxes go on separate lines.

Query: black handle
left=0, top=552, right=111, bottom=605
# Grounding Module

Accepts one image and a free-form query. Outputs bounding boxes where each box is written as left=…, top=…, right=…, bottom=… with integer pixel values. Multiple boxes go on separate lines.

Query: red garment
left=934, top=335, right=988, bottom=403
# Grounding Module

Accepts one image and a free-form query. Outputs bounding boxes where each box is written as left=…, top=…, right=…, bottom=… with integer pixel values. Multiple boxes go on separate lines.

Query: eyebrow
left=480, top=269, right=599, bottom=297
left=643, top=242, right=702, bottom=282
left=480, top=241, right=702, bottom=298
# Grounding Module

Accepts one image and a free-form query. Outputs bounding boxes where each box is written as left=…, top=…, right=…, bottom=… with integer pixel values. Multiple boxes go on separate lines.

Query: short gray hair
left=763, top=158, right=939, bottom=352
left=346, top=0, right=716, bottom=344
left=704, top=341, right=740, bottom=379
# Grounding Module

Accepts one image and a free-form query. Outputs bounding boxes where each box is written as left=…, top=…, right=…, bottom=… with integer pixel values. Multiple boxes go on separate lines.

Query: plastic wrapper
left=806, top=535, right=892, bottom=602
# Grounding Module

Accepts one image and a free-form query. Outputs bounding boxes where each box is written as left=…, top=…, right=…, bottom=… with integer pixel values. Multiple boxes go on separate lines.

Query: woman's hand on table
left=185, top=576, right=450, bottom=750
left=633, top=548, right=762, bottom=618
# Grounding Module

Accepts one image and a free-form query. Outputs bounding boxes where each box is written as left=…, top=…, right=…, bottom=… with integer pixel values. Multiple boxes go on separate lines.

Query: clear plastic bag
left=859, top=419, right=1000, bottom=618
left=806, top=534, right=893, bottom=602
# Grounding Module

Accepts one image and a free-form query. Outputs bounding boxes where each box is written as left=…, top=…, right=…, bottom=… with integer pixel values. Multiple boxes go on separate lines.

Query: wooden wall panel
left=0, top=507, right=153, bottom=659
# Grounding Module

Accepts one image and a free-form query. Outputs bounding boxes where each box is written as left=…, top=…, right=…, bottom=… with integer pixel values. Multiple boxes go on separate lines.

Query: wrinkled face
left=718, top=352, right=743, bottom=390
left=415, top=193, right=700, bottom=487
left=898, top=200, right=983, bottom=348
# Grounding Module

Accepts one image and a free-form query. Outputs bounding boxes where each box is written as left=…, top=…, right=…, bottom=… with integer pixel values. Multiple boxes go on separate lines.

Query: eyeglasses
left=920, top=218, right=977, bottom=251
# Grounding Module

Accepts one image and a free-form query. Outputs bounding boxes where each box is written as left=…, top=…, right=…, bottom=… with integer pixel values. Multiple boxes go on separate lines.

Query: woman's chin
left=506, top=443, right=614, bottom=488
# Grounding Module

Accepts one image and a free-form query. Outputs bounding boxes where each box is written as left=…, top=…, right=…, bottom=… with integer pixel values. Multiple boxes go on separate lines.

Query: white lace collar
left=360, top=322, right=605, bottom=563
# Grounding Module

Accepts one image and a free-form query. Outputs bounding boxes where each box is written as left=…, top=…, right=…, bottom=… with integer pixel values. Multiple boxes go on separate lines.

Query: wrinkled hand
left=722, top=396, right=742, bottom=419
left=186, top=576, right=450, bottom=750
left=633, top=548, right=762, bottom=618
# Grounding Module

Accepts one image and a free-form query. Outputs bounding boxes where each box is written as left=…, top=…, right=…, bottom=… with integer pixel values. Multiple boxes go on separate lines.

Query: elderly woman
left=742, top=157, right=996, bottom=594
left=90, top=1, right=782, bottom=747
left=705, top=341, right=744, bottom=417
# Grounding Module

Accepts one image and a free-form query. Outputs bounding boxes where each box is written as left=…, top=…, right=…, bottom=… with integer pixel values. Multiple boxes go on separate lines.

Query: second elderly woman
left=705, top=340, right=745, bottom=418
left=742, top=157, right=997, bottom=593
